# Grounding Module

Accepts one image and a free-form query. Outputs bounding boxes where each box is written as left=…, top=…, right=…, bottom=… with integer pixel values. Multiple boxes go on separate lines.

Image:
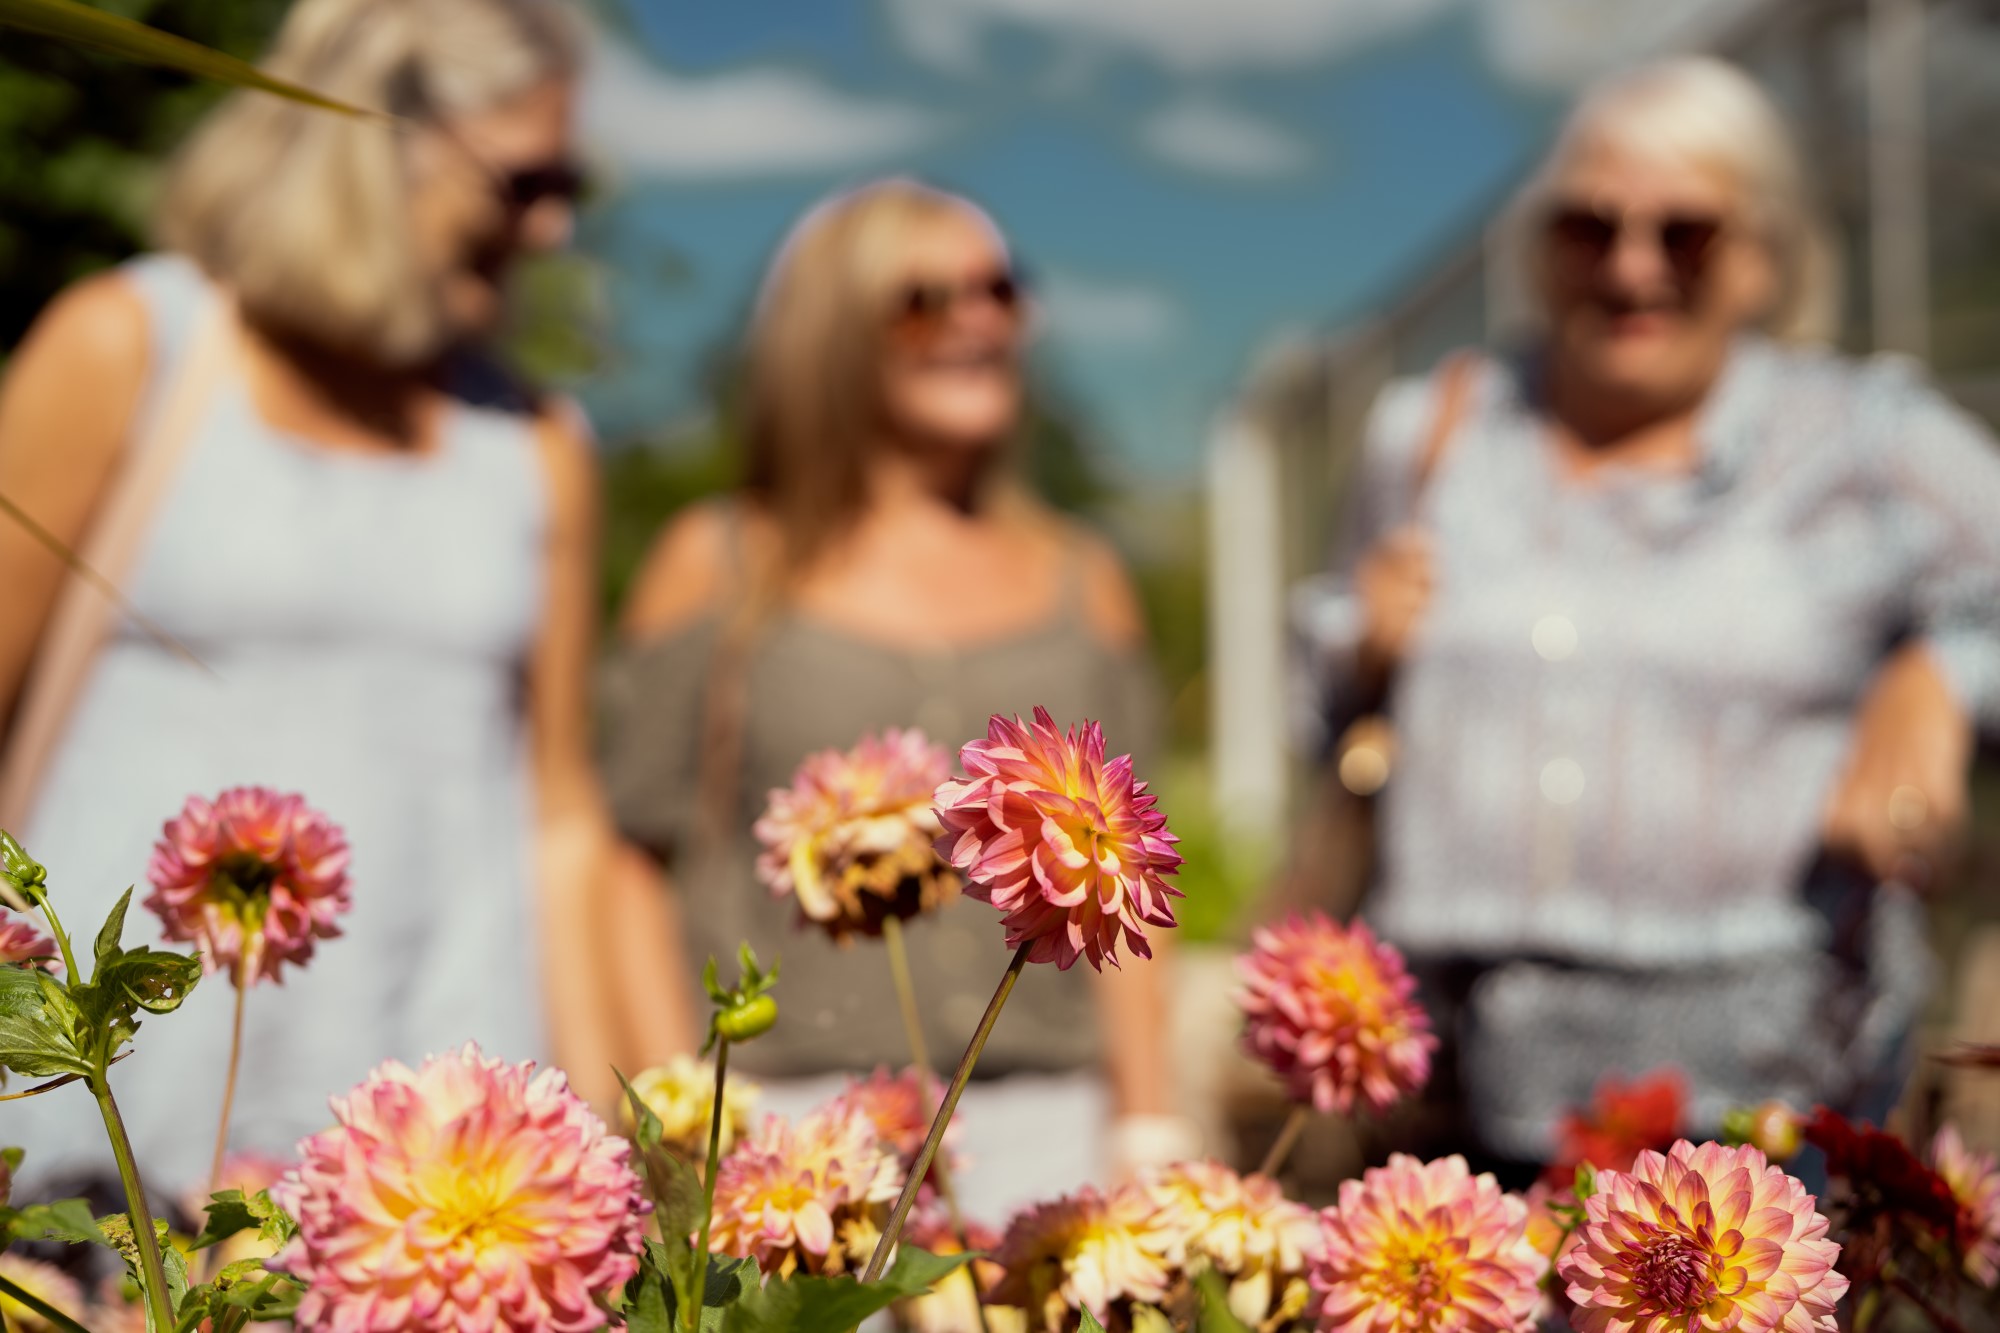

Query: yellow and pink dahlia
left=707, top=1102, right=902, bottom=1279
left=622, top=1054, right=759, bottom=1161
left=934, top=709, right=1180, bottom=971
left=0, top=1255, right=86, bottom=1333
left=899, top=1212, right=1015, bottom=1333
left=1310, top=1153, right=1540, bottom=1333
left=755, top=728, right=958, bottom=940
left=0, top=915, right=59, bottom=974
left=833, top=1065, right=965, bottom=1185
left=1558, top=1139, right=1847, bottom=1333
left=1932, top=1124, right=2000, bottom=1287
left=1144, top=1160, right=1320, bottom=1327
left=987, top=1183, right=1179, bottom=1330
left=146, top=786, right=351, bottom=984
left=1235, top=913, right=1435, bottom=1116
left=271, top=1043, right=646, bottom=1333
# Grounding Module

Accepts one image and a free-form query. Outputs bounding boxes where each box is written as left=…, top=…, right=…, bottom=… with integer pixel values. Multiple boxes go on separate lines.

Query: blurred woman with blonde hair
left=600, top=179, right=1189, bottom=1220
left=1293, top=56, right=2000, bottom=1170
left=0, top=0, right=618, bottom=1193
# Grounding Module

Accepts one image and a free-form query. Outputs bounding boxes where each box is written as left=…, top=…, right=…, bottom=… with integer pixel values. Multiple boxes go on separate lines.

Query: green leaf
left=190, top=1190, right=257, bottom=1252
left=1079, top=1309, right=1109, bottom=1333
left=1192, top=1270, right=1252, bottom=1333
left=621, top=1254, right=674, bottom=1333
left=100, top=1213, right=190, bottom=1321
left=93, top=887, right=132, bottom=977
left=720, top=1246, right=969, bottom=1333
left=0, top=965, right=91, bottom=1081
left=7, top=1197, right=107, bottom=1246
left=0, top=0, right=379, bottom=117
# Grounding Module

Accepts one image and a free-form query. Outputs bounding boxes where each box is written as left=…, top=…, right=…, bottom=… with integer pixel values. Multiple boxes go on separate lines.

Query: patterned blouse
left=1293, top=336, right=2000, bottom=971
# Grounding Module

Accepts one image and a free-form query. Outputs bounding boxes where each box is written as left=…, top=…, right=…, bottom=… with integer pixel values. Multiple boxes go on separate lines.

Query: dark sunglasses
left=892, top=269, right=1025, bottom=332
left=1545, top=205, right=1726, bottom=284
left=495, top=160, right=591, bottom=211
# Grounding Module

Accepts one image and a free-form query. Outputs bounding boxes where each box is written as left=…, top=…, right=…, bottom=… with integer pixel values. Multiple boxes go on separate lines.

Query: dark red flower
left=1802, top=1105, right=1960, bottom=1239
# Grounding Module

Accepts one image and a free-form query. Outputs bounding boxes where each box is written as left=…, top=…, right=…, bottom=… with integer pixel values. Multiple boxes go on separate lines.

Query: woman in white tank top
left=0, top=0, right=621, bottom=1197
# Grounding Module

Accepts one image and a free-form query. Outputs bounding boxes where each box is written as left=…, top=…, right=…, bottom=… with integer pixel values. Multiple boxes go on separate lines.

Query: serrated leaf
left=719, top=1246, right=969, bottom=1333
left=0, top=0, right=378, bottom=116
left=0, top=967, right=91, bottom=1081
left=702, top=1253, right=756, bottom=1306
left=8, top=1197, right=107, bottom=1246
left=622, top=1255, right=674, bottom=1333
left=94, top=889, right=132, bottom=976
left=190, top=1190, right=258, bottom=1252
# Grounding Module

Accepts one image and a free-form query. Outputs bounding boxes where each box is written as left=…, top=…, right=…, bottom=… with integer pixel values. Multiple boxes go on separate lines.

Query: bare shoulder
left=1064, top=521, right=1148, bottom=653
left=618, top=498, right=745, bottom=641
left=8, top=270, right=150, bottom=404
left=0, top=271, right=152, bottom=485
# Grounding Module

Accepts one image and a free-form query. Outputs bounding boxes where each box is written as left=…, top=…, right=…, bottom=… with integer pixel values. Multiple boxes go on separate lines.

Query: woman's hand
left=1822, top=642, right=1973, bottom=890
left=1355, top=527, right=1435, bottom=691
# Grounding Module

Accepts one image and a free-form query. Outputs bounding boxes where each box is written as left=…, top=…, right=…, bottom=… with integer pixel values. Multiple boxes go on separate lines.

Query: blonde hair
left=155, top=0, right=578, bottom=364
left=1519, top=56, right=1840, bottom=344
left=740, top=177, right=1011, bottom=573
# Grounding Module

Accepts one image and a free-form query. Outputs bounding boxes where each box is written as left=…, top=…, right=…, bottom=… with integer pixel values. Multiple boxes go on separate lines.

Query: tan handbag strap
left=0, top=295, right=230, bottom=833
left=1411, top=349, right=1479, bottom=505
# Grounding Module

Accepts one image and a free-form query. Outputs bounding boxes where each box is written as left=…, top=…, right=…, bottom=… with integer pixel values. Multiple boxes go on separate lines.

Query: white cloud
left=883, top=0, right=1453, bottom=75
left=1138, top=97, right=1314, bottom=179
left=582, top=34, right=945, bottom=179
left=1033, top=270, right=1184, bottom=347
left=883, top=0, right=1769, bottom=89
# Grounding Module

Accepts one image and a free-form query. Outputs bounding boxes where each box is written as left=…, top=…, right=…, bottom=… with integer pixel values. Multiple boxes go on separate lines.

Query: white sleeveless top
left=11, top=255, right=549, bottom=1196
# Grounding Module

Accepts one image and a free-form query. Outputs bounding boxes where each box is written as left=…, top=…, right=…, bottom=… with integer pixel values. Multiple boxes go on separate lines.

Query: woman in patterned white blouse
left=1294, top=57, right=2000, bottom=1169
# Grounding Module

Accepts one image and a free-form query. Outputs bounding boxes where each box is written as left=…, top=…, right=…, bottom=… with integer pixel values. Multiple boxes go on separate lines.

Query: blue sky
left=568, top=0, right=1748, bottom=479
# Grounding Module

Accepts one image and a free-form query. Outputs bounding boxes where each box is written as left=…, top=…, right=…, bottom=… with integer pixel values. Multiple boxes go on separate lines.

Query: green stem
left=1257, top=1105, right=1311, bottom=1179
left=684, top=1039, right=730, bottom=1333
left=0, top=1271, right=90, bottom=1333
left=881, top=918, right=989, bottom=1333
left=30, top=892, right=81, bottom=986
left=208, top=952, right=250, bottom=1192
left=863, top=942, right=1032, bottom=1283
left=93, top=1075, right=175, bottom=1333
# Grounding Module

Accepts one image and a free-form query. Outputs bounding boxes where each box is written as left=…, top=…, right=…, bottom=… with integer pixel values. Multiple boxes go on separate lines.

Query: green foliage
left=1153, top=760, right=1271, bottom=944
left=717, top=1244, right=970, bottom=1333
left=701, top=944, right=778, bottom=1053
left=0, top=0, right=289, bottom=350
left=190, top=1187, right=295, bottom=1255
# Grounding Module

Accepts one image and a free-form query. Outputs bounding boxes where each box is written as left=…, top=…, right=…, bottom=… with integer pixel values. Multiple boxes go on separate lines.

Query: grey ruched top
left=599, top=518, right=1163, bottom=1080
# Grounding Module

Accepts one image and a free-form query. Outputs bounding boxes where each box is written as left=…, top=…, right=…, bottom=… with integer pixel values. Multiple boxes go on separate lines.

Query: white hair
left=1512, top=56, right=1840, bottom=344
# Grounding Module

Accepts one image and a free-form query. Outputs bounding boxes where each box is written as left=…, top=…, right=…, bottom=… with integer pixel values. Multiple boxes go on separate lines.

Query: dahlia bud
left=715, top=994, right=778, bottom=1043
left=0, top=832, right=46, bottom=903
left=1721, top=1101, right=1802, bottom=1161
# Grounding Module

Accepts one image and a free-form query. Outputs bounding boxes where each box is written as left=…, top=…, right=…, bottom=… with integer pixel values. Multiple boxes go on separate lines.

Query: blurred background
left=4, top=0, right=1998, bottom=1163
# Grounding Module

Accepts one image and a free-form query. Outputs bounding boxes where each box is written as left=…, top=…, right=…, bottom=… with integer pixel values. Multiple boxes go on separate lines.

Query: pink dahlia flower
left=708, top=1102, right=901, bottom=1279
left=898, top=1212, right=1006, bottom=1333
left=1144, top=1160, right=1320, bottom=1327
left=1235, top=912, right=1435, bottom=1116
left=755, top=729, right=959, bottom=940
left=0, top=915, right=59, bottom=974
left=1558, top=1139, right=1847, bottom=1333
left=271, top=1043, right=646, bottom=1333
left=1311, top=1153, right=1541, bottom=1333
left=934, top=708, right=1181, bottom=971
left=832, top=1065, right=965, bottom=1196
left=987, top=1182, right=1179, bottom=1329
left=146, top=786, right=351, bottom=985
left=1933, top=1124, right=2000, bottom=1287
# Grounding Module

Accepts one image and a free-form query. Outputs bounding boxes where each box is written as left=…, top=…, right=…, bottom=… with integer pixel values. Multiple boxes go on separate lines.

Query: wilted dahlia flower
left=1311, top=1154, right=1541, bottom=1333
left=707, top=1102, right=902, bottom=1279
left=934, top=708, right=1181, bottom=971
left=755, top=728, right=958, bottom=939
left=987, top=1183, right=1179, bottom=1330
left=1235, top=913, right=1435, bottom=1116
left=1933, top=1124, right=2000, bottom=1287
left=272, top=1043, right=646, bottom=1333
left=623, top=1054, right=759, bottom=1160
left=0, top=915, right=59, bottom=973
left=1558, top=1140, right=1847, bottom=1333
left=0, top=1254, right=86, bottom=1333
left=146, top=786, right=351, bottom=984
left=1144, top=1160, right=1320, bottom=1327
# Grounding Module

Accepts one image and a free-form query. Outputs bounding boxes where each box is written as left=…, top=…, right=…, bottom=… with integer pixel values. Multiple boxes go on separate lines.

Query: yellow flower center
left=1629, top=1234, right=1717, bottom=1315
left=424, top=1173, right=525, bottom=1252
left=1370, top=1226, right=1458, bottom=1317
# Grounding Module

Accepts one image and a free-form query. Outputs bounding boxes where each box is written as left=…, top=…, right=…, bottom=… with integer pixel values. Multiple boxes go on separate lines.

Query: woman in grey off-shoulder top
left=1292, top=59, right=2000, bottom=1163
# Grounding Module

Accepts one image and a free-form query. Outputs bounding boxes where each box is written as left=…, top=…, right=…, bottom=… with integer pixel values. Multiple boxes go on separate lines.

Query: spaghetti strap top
left=10, top=254, right=551, bottom=1196
left=599, top=504, right=1164, bottom=1079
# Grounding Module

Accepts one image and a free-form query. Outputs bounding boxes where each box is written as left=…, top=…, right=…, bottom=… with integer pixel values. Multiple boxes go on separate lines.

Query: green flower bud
left=0, top=831, right=46, bottom=904
left=714, top=994, right=777, bottom=1044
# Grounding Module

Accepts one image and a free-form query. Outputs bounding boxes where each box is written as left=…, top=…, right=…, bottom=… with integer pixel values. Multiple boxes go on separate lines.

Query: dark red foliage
left=1547, top=1068, right=1687, bottom=1181
left=1802, top=1106, right=1961, bottom=1239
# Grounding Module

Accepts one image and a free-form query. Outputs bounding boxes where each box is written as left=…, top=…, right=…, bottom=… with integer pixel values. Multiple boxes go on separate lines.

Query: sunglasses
left=494, top=160, right=591, bottom=211
left=1545, top=204, right=1726, bottom=285
left=891, top=269, right=1025, bottom=335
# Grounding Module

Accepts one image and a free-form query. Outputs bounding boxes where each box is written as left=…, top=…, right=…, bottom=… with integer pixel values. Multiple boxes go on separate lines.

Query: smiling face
left=405, top=76, right=580, bottom=346
left=874, top=206, right=1026, bottom=455
left=1538, top=134, right=1777, bottom=413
